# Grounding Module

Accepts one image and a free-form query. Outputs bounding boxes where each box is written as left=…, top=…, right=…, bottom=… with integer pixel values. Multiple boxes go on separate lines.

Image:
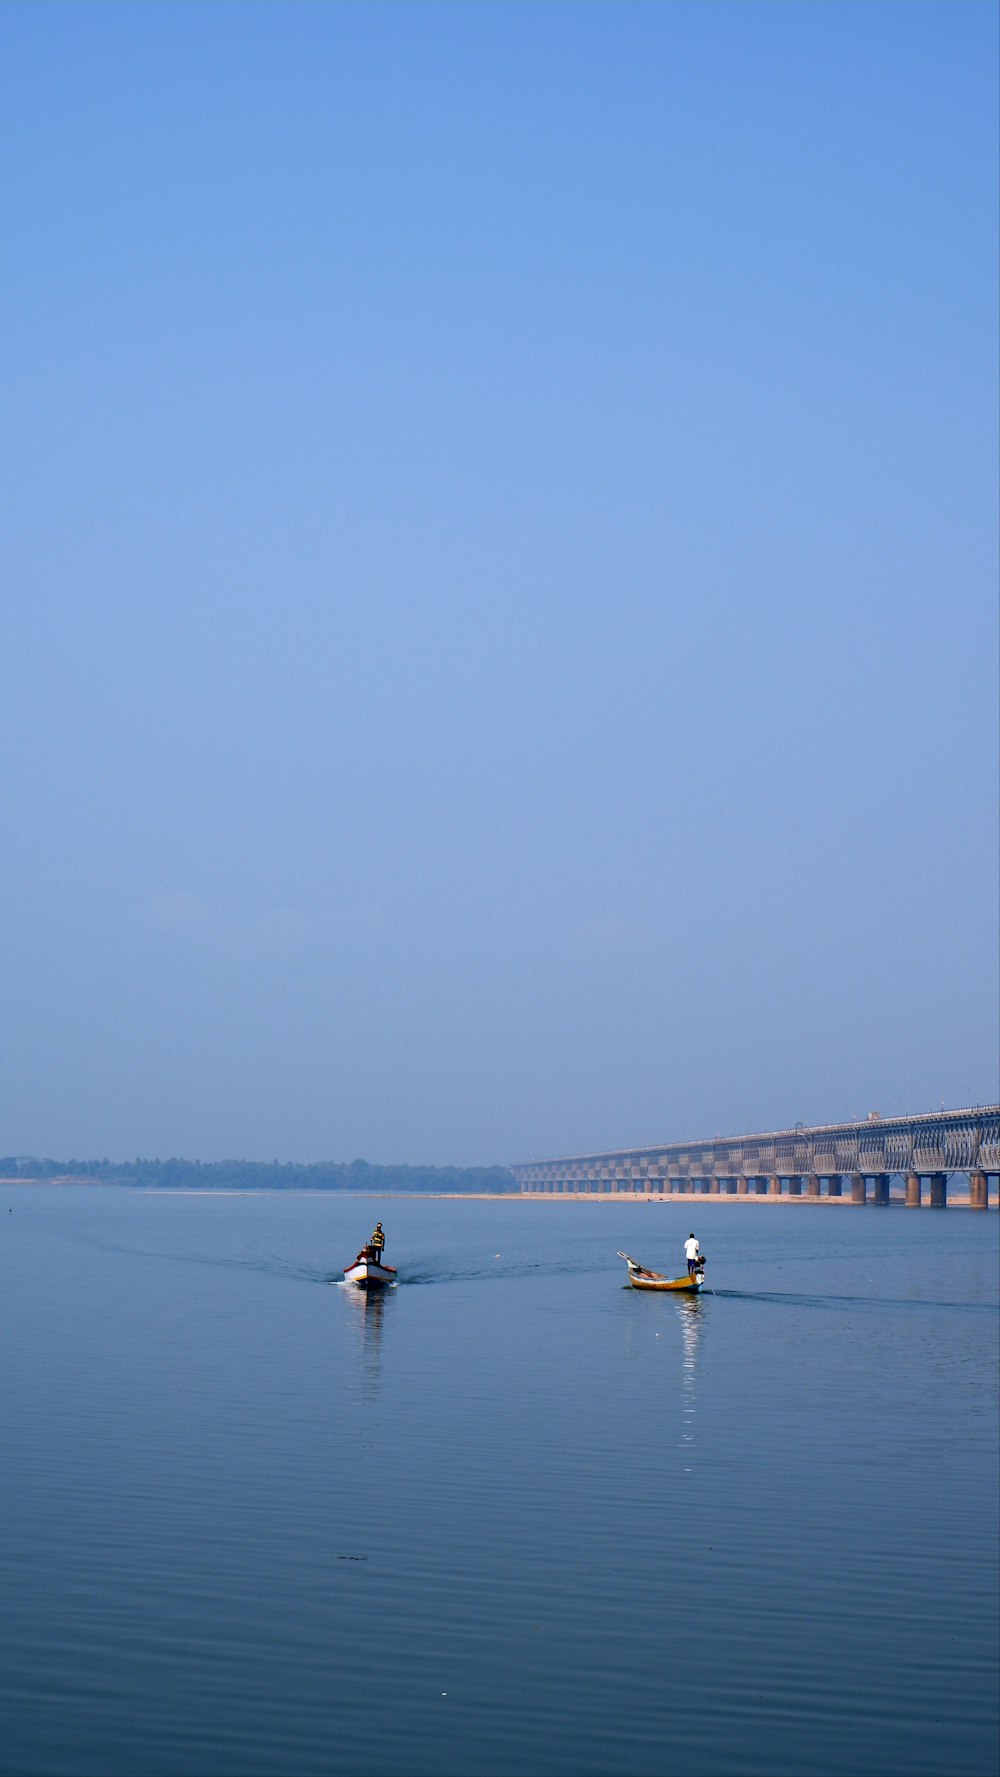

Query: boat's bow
left=618, top=1250, right=665, bottom=1282
left=343, top=1249, right=397, bottom=1289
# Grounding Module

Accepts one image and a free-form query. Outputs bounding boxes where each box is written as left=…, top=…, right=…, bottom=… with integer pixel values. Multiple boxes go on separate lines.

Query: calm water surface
left=1, top=1189, right=997, bottom=1777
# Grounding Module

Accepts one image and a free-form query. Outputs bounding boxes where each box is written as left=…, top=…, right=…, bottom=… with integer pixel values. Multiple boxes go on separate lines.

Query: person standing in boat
left=684, top=1232, right=701, bottom=1277
left=368, top=1222, right=386, bottom=1263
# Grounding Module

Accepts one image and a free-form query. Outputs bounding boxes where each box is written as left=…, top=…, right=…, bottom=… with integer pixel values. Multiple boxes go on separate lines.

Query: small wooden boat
left=343, top=1246, right=397, bottom=1289
left=618, top=1251, right=705, bottom=1292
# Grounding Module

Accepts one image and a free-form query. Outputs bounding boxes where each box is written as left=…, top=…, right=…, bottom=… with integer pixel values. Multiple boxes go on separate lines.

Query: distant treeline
left=0, top=1156, right=517, bottom=1193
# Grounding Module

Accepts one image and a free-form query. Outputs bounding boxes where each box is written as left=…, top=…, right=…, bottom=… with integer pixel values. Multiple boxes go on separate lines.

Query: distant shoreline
left=0, top=1180, right=983, bottom=1206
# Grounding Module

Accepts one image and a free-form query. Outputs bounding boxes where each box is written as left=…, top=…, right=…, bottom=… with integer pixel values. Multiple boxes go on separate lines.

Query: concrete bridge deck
left=511, top=1106, right=1000, bottom=1208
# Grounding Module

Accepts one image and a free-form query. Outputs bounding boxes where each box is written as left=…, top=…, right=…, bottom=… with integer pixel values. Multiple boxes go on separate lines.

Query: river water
left=1, top=1188, right=996, bottom=1777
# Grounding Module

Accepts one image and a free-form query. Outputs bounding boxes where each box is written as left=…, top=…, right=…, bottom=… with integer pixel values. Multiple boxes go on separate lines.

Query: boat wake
left=334, top=1277, right=398, bottom=1290
left=714, top=1287, right=992, bottom=1314
left=76, top=1231, right=347, bottom=1288
left=402, top=1254, right=606, bottom=1287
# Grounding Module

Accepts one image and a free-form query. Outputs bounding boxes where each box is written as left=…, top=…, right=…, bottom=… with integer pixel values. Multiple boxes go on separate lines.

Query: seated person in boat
left=367, top=1222, right=386, bottom=1262
left=684, top=1233, right=701, bottom=1277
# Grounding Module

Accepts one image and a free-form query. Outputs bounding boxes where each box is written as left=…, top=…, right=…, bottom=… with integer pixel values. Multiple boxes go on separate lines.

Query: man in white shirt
left=684, top=1233, right=701, bottom=1277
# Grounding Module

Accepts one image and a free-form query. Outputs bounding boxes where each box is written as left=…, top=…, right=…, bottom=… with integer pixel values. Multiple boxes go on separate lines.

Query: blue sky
left=2, top=2, right=997, bottom=1164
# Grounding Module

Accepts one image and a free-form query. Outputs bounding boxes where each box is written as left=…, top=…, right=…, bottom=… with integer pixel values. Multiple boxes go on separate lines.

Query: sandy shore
left=0, top=1181, right=987, bottom=1206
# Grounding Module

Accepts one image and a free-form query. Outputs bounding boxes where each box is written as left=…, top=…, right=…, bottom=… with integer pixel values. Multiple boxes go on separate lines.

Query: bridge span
left=511, top=1106, right=1000, bottom=1208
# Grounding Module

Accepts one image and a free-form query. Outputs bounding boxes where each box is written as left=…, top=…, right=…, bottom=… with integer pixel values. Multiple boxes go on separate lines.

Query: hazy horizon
left=4, top=1096, right=998, bottom=1173
left=3, top=2, right=997, bottom=1166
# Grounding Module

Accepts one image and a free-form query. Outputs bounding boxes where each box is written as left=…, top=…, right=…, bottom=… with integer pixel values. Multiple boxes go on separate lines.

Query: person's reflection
left=675, top=1295, right=704, bottom=1465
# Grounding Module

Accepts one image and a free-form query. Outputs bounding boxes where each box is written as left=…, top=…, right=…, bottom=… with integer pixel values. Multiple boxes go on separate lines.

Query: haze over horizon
left=3, top=2, right=997, bottom=1167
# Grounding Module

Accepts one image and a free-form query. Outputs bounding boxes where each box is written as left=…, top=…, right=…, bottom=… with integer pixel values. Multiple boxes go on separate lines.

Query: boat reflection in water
left=342, top=1279, right=392, bottom=1389
left=675, top=1295, right=704, bottom=1468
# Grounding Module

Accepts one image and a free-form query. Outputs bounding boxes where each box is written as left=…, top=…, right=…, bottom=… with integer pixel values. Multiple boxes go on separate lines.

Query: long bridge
left=511, top=1106, right=1000, bottom=1208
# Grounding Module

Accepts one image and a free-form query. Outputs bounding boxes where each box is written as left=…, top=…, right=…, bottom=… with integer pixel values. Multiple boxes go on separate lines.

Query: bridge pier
left=754, top=1176, right=767, bottom=1195
left=851, top=1174, right=866, bottom=1205
left=788, top=1175, right=802, bottom=1196
left=970, top=1170, right=989, bottom=1209
left=769, top=1175, right=782, bottom=1196
left=724, top=1176, right=738, bottom=1195
left=709, top=1176, right=721, bottom=1195
left=905, top=1173, right=922, bottom=1208
left=872, top=1174, right=891, bottom=1206
left=929, top=1172, right=947, bottom=1208
left=827, top=1174, right=842, bottom=1197
left=737, top=1176, right=749, bottom=1195
left=806, top=1174, right=821, bottom=1197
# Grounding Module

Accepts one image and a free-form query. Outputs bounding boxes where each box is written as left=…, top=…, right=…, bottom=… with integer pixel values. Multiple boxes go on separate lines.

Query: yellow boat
left=618, top=1251, right=705, bottom=1292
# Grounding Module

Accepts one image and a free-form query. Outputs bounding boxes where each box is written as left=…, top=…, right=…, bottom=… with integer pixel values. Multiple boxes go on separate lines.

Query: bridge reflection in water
left=511, top=1106, right=999, bottom=1210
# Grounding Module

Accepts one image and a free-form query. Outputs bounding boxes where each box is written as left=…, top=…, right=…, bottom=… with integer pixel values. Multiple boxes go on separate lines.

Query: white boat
left=343, top=1246, right=397, bottom=1289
